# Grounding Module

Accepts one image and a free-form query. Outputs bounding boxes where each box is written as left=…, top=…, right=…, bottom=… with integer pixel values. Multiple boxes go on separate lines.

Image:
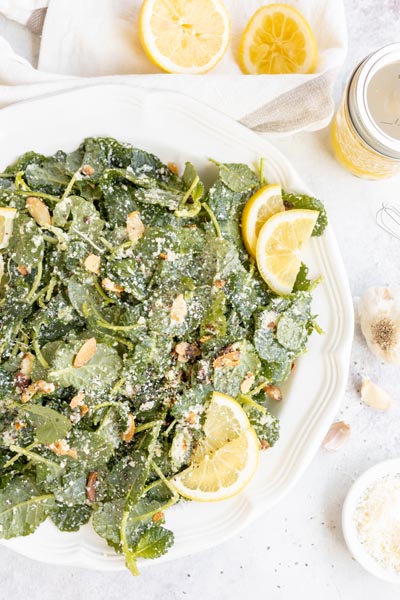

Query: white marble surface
left=1, top=1, right=400, bottom=598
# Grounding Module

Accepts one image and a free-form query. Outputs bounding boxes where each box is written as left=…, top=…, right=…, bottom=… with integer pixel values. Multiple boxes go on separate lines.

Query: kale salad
left=0, top=137, right=327, bottom=574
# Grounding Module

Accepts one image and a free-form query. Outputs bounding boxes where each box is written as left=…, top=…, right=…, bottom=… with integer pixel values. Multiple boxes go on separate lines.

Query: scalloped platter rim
left=0, top=84, right=354, bottom=571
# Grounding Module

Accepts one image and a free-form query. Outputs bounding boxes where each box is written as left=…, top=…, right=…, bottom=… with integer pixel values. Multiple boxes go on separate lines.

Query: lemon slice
left=239, top=4, right=317, bottom=75
left=256, top=208, right=319, bottom=295
left=241, top=184, right=284, bottom=258
left=0, top=207, right=17, bottom=249
left=139, top=0, right=230, bottom=74
left=172, top=391, right=260, bottom=501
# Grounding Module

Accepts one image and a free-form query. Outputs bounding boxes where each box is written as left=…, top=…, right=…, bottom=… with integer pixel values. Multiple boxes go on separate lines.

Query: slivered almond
left=240, top=372, right=255, bottom=394
left=170, top=294, right=187, bottom=323
left=70, top=391, right=86, bottom=409
left=126, top=211, right=145, bottom=243
left=73, top=338, right=97, bottom=368
left=84, top=253, right=101, bottom=274
left=121, top=413, right=135, bottom=443
left=86, top=471, right=98, bottom=503
left=213, top=351, right=241, bottom=369
left=26, top=197, right=51, bottom=226
left=20, top=353, right=35, bottom=377
left=101, top=277, right=124, bottom=296
left=17, top=265, right=30, bottom=276
left=48, top=440, right=77, bottom=459
left=168, top=162, right=179, bottom=175
left=21, top=380, right=55, bottom=403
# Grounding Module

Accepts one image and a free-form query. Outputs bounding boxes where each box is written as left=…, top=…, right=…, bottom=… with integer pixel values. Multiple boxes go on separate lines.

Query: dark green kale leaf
left=50, top=502, right=91, bottom=532
left=214, top=162, right=259, bottom=193
left=8, top=213, right=44, bottom=271
left=22, top=404, right=72, bottom=445
left=0, top=476, right=54, bottom=538
left=283, top=191, right=328, bottom=236
left=213, top=340, right=261, bottom=398
left=24, top=153, right=70, bottom=196
left=47, top=339, right=122, bottom=391
left=243, top=405, right=280, bottom=447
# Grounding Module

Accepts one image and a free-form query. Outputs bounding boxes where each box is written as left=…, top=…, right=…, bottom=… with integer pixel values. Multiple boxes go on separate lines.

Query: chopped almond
left=152, top=511, right=164, bottom=523
left=84, top=253, right=101, bottom=274
left=126, top=211, right=145, bottom=243
left=215, top=280, right=226, bottom=289
left=80, top=164, right=94, bottom=176
left=17, top=265, right=30, bottom=276
left=213, top=351, right=241, bottom=369
left=48, top=440, right=78, bottom=459
left=159, top=252, right=168, bottom=260
left=170, top=294, right=187, bottom=323
left=168, top=162, right=179, bottom=175
left=73, top=338, right=97, bottom=368
left=101, top=277, right=124, bottom=296
left=121, top=413, right=135, bottom=443
left=26, top=196, right=52, bottom=227
left=80, top=404, right=89, bottom=417
left=20, top=353, right=35, bottom=377
left=14, top=421, right=27, bottom=431
left=240, top=372, right=255, bottom=394
left=260, top=440, right=270, bottom=450
left=187, top=411, right=197, bottom=425
left=70, top=391, right=86, bottom=409
left=263, top=384, right=282, bottom=402
left=21, top=380, right=55, bottom=403
left=174, top=341, right=200, bottom=363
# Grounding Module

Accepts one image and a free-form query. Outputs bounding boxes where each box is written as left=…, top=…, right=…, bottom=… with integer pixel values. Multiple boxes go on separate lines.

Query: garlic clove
left=359, top=287, right=400, bottom=365
left=360, top=378, right=394, bottom=411
left=322, top=421, right=350, bottom=451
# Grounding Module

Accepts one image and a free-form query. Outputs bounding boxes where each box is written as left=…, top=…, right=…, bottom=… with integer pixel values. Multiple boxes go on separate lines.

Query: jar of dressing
left=331, top=43, right=400, bottom=180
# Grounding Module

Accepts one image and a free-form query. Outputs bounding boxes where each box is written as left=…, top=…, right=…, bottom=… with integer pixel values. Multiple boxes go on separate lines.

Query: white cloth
left=0, top=0, right=347, bottom=135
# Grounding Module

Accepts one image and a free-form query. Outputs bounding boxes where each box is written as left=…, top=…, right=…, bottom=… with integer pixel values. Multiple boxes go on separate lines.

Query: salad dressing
left=331, top=44, right=400, bottom=179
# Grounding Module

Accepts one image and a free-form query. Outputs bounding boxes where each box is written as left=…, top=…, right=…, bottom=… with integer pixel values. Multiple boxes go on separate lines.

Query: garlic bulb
left=359, top=287, right=400, bottom=364
left=360, top=378, right=394, bottom=411
left=322, top=421, right=350, bottom=451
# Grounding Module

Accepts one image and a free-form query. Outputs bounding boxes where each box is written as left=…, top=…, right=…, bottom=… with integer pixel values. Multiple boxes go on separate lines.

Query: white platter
left=0, top=85, right=353, bottom=571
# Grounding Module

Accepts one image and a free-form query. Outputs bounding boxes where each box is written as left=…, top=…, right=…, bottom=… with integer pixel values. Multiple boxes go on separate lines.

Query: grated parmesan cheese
left=355, top=475, right=400, bottom=572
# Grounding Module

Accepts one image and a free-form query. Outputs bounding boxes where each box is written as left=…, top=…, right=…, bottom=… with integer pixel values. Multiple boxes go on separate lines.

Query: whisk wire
left=376, top=203, right=400, bottom=240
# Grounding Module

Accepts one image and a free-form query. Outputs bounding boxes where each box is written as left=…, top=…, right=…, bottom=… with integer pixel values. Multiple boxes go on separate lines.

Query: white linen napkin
left=0, top=0, right=347, bottom=135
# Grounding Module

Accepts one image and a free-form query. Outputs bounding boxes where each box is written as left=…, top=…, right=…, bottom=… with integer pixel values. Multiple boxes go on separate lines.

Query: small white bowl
left=342, top=458, right=400, bottom=583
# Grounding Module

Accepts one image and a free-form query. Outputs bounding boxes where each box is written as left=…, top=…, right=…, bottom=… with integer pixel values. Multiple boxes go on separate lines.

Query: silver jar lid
left=347, top=43, right=400, bottom=160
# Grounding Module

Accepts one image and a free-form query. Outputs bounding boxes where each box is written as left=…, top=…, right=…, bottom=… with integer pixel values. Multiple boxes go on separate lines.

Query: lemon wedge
left=241, top=184, right=284, bottom=258
left=239, top=4, right=317, bottom=75
left=256, top=208, right=319, bottom=295
left=0, top=206, right=17, bottom=249
left=171, top=391, right=260, bottom=501
left=139, top=0, right=230, bottom=74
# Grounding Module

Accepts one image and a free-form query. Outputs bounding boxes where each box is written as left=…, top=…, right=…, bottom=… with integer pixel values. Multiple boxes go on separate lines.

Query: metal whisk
left=376, top=203, right=400, bottom=240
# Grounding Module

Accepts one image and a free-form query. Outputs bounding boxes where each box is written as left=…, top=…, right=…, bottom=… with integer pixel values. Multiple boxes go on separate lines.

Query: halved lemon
left=239, top=4, right=318, bottom=75
left=241, top=184, right=284, bottom=258
left=0, top=206, right=17, bottom=249
left=139, top=0, right=231, bottom=74
left=172, top=391, right=260, bottom=501
left=256, top=208, right=319, bottom=295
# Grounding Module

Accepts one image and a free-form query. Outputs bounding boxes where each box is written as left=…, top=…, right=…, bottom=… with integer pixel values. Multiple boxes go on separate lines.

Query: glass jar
left=331, top=43, right=400, bottom=180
